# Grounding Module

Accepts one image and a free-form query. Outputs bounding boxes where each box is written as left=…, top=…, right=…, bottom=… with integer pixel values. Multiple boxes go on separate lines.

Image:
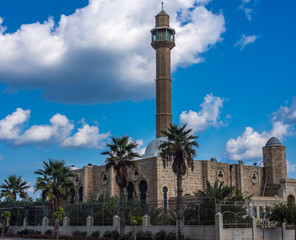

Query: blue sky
left=0, top=0, right=295, bottom=196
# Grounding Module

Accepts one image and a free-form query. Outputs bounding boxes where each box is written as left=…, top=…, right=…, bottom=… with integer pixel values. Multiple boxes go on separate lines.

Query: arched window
left=288, top=195, right=295, bottom=204
left=79, top=186, right=83, bottom=202
left=139, top=180, right=148, bottom=205
left=163, top=186, right=168, bottom=211
left=127, top=182, right=135, bottom=201
left=70, top=188, right=75, bottom=204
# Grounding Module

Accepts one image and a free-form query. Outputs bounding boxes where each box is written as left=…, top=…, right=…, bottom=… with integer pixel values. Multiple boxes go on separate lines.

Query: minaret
left=151, top=9, right=175, bottom=138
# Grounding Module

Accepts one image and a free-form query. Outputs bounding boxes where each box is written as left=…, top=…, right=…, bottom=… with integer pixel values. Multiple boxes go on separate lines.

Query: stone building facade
left=71, top=10, right=296, bottom=212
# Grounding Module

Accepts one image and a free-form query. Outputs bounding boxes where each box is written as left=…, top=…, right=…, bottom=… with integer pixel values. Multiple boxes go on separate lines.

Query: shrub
left=17, top=229, right=36, bottom=235
left=103, top=230, right=119, bottom=239
left=165, top=232, right=176, bottom=240
left=72, top=230, right=87, bottom=236
left=45, top=229, right=53, bottom=235
left=155, top=230, right=166, bottom=240
left=91, top=230, right=100, bottom=237
left=0, top=226, right=9, bottom=234
left=137, top=230, right=153, bottom=240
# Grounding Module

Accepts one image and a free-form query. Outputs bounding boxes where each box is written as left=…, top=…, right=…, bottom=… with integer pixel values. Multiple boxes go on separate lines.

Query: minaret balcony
left=151, top=27, right=175, bottom=43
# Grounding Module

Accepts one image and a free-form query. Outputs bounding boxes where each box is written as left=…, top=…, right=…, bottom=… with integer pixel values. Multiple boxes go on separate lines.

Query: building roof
left=265, top=137, right=282, bottom=146
left=142, top=137, right=167, bottom=158
left=156, top=10, right=169, bottom=17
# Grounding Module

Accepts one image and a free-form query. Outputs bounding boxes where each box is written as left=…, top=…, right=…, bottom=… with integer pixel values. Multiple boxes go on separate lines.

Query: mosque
left=71, top=10, right=296, bottom=214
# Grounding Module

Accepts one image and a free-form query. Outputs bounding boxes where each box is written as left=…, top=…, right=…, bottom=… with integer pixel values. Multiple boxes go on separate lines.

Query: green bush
left=72, top=230, right=87, bottom=236
left=91, top=230, right=100, bottom=237
left=45, top=229, right=53, bottom=235
left=165, top=232, right=176, bottom=240
left=17, top=229, right=36, bottom=235
left=137, top=230, right=153, bottom=240
left=103, top=230, right=119, bottom=239
left=155, top=230, right=166, bottom=240
left=0, top=226, right=9, bottom=234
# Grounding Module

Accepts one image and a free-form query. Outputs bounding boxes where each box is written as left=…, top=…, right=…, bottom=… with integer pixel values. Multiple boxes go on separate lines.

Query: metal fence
left=0, top=199, right=270, bottom=228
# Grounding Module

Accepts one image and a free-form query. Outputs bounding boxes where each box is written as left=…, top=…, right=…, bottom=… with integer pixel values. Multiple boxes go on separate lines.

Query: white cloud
left=179, top=93, right=225, bottom=133
left=273, top=98, right=296, bottom=125
left=226, top=100, right=293, bottom=161
left=0, top=108, right=109, bottom=149
left=288, top=161, right=296, bottom=174
left=0, top=108, right=30, bottom=141
left=128, top=138, right=146, bottom=156
left=16, top=114, right=74, bottom=146
left=239, top=0, right=255, bottom=21
left=234, top=34, right=259, bottom=49
left=62, top=123, right=110, bottom=149
left=0, top=0, right=225, bottom=104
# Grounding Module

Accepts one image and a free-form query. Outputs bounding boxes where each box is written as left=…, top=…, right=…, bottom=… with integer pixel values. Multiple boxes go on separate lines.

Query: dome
left=142, top=137, right=167, bottom=159
left=265, top=137, right=282, bottom=146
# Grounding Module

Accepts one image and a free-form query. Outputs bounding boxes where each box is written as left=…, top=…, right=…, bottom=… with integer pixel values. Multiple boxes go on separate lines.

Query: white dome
left=142, top=137, right=167, bottom=159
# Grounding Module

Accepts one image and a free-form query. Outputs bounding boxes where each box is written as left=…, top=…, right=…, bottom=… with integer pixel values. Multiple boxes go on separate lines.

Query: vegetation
left=91, top=230, right=100, bottom=237
left=191, top=180, right=249, bottom=225
left=102, top=136, right=140, bottom=239
left=159, top=124, right=198, bottom=240
left=1, top=210, right=10, bottom=238
left=103, top=230, right=119, bottom=239
left=72, top=230, right=87, bottom=236
left=0, top=175, right=30, bottom=200
left=269, top=202, right=296, bottom=240
left=35, top=159, right=75, bottom=239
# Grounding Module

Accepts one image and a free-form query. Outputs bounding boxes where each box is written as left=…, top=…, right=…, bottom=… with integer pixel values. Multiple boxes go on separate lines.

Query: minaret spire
left=151, top=10, right=175, bottom=138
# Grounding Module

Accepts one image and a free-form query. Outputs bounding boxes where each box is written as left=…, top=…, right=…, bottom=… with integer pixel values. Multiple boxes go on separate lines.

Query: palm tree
left=0, top=175, right=30, bottom=200
left=34, top=159, right=74, bottom=239
left=101, top=136, right=140, bottom=239
left=159, top=124, right=198, bottom=240
left=195, top=180, right=249, bottom=226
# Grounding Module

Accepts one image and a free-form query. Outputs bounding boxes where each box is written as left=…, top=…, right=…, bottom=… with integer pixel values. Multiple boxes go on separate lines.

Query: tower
left=151, top=9, right=175, bottom=138
left=263, top=137, right=287, bottom=186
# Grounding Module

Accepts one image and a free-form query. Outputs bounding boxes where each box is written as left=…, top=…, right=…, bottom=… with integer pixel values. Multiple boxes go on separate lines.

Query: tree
left=194, top=180, right=248, bottom=226
left=1, top=211, right=10, bottom=238
left=34, top=159, right=74, bottom=239
left=158, top=124, right=198, bottom=240
left=102, top=136, right=140, bottom=239
left=0, top=175, right=30, bottom=200
left=268, top=202, right=296, bottom=240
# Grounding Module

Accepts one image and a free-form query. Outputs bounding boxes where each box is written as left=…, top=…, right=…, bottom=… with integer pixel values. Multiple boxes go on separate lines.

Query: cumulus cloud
left=288, top=161, right=296, bottom=174
left=62, top=123, right=110, bottom=149
left=128, top=137, right=146, bottom=156
left=273, top=98, right=296, bottom=125
left=234, top=34, right=259, bottom=50
left=226, top=100, right=295, bottom=161
left=179, top=93, right=225, bottom=133
left=0, top=108, right=109, bottom=148
left=0, top=0, right=225, bottom=104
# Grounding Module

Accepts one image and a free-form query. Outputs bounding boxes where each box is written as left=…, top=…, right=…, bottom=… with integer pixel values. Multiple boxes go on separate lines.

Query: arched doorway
left=79, top=186, right=83, bottom=202
left=288, top=195, right=295, bottom=204
left=139, top=180, right=148, bottom=205
left=70, top=188, right=75, bottom=204
left=127, top=181, right=135, bottom=201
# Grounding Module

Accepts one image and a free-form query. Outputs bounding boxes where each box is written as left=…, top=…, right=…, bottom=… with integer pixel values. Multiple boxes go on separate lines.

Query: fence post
left=23, top=217, right=28, bottom=229
left=63, top=216, right=70, bottom=236
left=215, top=212, right=223, bottom=240
left=86, top=216, right=93, bottom=237
left=251, top=216, right=256, bottom=240
left=113, top=215, right=120, bottom=231
left=143, top=215, right=150, bottom=231
left=42, top=217, right=49, bottom=235
left=282, top=222, right=286, bottom=240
